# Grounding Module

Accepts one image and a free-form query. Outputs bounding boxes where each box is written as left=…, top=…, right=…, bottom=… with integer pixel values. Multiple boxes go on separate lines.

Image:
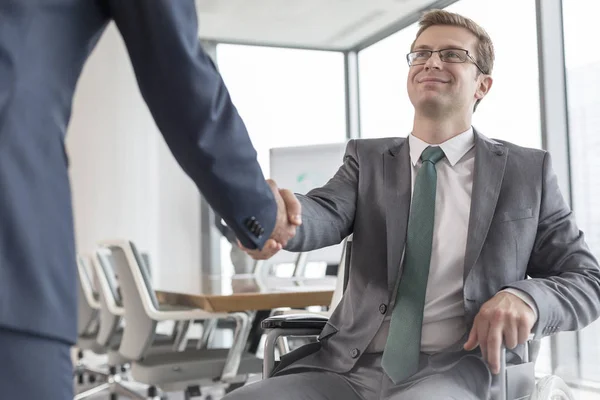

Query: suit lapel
left=384, top=140, right=412, bottom=293
left=463, top=132, right=508, bottom=281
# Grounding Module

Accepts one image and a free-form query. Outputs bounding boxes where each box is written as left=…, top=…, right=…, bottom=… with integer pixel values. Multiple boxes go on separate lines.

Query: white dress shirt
left=366, top=128, right=537, bottom=353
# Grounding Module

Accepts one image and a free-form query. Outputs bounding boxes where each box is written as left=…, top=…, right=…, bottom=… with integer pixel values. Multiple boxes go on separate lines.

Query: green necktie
left=381, top=145, right=446, bottom=384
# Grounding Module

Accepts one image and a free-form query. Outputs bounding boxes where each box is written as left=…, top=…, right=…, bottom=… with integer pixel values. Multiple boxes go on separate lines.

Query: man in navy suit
left=0, top=1, right=300, bottom=398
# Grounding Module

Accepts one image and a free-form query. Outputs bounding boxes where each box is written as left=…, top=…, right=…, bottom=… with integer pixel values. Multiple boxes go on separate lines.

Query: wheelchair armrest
left=493, top=333, right=537, bottom=400
left=261, top=314, right=329, bottom=378
left=261, top=313, right=329, bottom=330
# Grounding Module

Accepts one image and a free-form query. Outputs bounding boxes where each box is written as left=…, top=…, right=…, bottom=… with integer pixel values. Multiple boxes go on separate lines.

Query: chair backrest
left=91, top=250, right=125, bottom=347
left=95, top=249, right=124, bottom=307
left=76, top=255, right=100, bottom=336
left=98, top=239, right=158, bottom=360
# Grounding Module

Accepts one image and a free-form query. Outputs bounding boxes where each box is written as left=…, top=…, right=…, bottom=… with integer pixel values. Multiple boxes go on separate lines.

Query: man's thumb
left=279, top=189, right=302, bottom=225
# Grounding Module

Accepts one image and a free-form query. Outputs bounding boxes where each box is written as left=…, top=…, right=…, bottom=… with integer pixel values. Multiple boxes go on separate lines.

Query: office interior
left=68, top=0, right=600, bottom=399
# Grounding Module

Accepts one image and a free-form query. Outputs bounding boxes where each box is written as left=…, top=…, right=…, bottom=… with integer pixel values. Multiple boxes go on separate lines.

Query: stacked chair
left=74, top=255, right=111, bottom=391
left=85, top=239, right=263, bottom=399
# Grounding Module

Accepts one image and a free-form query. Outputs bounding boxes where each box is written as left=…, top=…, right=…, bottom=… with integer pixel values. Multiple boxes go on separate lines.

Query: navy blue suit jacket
left=0, top=0, right=276, bottom=344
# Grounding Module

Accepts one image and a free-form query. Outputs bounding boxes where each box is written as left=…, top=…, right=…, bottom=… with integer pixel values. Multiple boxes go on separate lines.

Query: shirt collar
left=408, top=127, right=475, bottom=167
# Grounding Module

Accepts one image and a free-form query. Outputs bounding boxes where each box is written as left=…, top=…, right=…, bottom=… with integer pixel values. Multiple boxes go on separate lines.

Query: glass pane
left=217, top=45, right=346, bottom=174
left=360, top=0, right=541, bottom=149
left=360, top=24, right=419, bottom=138
left=563, top=0, right=600, bottom=384
left=447, top=0, right=549, bottom=377
left=216, top=45, right=347, bottom=275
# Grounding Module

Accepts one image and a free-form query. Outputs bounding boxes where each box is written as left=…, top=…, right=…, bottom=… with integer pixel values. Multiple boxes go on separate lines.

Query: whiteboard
left=269, top=142, right=348, bottom=266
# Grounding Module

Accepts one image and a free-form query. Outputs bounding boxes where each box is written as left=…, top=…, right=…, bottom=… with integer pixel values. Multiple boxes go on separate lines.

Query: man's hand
left=463, top=291, right=536, bottom=375
left=241, top=179, right=301, bottom=260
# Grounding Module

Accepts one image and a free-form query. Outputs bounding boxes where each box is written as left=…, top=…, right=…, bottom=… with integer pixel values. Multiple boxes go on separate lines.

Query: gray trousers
left=224, top=352, right=492, bottom=400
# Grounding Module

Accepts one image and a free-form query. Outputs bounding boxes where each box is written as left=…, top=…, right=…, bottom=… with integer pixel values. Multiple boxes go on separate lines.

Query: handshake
left=238, top=179, right=302, bottom=260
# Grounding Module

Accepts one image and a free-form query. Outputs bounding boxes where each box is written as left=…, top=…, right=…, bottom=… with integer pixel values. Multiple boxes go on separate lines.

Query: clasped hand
left=464, top=291, right=536, bottom=374
left=239, top=179, right=301, bottom=260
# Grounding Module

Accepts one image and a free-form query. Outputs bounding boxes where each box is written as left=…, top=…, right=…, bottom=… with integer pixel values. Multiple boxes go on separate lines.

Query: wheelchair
left=260, top=239, right=575, bottom=400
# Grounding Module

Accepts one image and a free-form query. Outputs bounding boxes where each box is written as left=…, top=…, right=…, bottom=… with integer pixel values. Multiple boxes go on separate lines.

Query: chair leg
left=147, top=385, right=167, bottom=400
left=112, top=381, right=147, bottom=399
left=74, top=382, right=111, bottom=399
left=221, top=312, right=254, bottom=382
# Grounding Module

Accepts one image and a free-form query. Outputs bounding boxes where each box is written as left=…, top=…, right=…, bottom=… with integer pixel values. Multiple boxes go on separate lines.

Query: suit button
left=379, top=304, right=387, bottom=315
left=350, top=348, right=360, bottom=359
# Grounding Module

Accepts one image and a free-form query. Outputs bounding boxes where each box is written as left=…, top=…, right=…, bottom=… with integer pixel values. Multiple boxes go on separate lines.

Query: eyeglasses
left=406, top=48, right=485, bottom=74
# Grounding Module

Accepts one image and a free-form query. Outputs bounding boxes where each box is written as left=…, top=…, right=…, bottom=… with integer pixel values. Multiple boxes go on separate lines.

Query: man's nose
left=424, top=52, right=443, bottom=70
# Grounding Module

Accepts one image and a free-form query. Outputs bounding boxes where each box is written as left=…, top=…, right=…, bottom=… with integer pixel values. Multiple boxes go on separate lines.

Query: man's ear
left=475, top=75, right=493, bottom=100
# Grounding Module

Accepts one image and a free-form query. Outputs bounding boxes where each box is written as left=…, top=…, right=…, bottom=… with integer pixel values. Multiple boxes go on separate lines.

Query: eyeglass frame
left=406, top=48, right=486, bottom=74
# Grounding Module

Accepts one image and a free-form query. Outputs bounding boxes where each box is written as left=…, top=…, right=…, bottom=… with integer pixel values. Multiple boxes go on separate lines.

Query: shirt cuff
left=500, top=288, right=539, bottom=322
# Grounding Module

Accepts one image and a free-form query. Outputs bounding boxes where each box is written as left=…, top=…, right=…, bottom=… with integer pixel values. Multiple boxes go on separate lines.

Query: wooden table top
left=155, top=275, right=335, bottom=313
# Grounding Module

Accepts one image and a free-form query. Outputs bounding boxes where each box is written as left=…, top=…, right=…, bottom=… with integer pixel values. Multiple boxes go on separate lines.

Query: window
left=360, top=0, right=542, bottom=149
left=216, top=45, right=347, bottom=275
left=217, top=45, right=346, bottom=173
left=359, top=24, right=419, bottom=139
left=563, top=0, right=600, bottom=384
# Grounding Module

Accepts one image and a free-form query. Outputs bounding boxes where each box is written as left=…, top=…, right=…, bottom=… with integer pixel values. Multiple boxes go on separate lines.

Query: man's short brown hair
left=411, top=9, right=495, bottom=110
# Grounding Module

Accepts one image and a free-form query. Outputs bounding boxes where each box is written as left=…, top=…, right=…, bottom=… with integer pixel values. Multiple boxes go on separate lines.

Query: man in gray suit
left=230, top=9, right=600, bottom=400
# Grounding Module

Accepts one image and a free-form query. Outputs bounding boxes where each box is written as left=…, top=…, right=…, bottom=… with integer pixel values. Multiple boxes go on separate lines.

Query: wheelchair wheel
left=530, top=375, right=574, bottom=400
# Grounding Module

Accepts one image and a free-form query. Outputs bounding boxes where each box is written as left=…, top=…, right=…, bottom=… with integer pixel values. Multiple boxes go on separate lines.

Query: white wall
left=67, top=23, right=202, bottom=292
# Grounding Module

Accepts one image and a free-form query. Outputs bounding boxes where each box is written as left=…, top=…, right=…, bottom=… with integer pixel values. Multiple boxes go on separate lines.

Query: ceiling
left=195, top=0, right=457, bottom=52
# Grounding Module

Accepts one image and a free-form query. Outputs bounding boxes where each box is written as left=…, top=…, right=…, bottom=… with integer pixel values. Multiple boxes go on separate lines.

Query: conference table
left=155, top=274, right=336, bottom=313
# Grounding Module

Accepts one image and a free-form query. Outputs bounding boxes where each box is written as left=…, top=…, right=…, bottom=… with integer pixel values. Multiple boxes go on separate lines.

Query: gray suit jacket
left=282, top=131, right=600, bottom=374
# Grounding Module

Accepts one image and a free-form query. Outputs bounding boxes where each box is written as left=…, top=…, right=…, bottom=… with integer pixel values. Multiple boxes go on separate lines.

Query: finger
left=504, top=318, right=518, bottom=350
left=487, top=317, right=504, bottom=374
left=279, top=189, right=302, bottom=225
left=464, top=324, right=479, bottom=351
left=477, top=318, right=490, bottom=363
left=517, top=317, right=531, bottom=345
left=245, top=239, right=280, bottom=260
left=284, top=225, right=297, bottom=242
left=266, top=179, right=279, bottom=193
left=266, top=179, right=284, bottom=207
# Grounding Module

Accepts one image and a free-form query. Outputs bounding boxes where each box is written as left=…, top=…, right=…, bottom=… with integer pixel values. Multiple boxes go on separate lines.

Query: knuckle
left=481, top=308, right=494, bottom=319
left=508, top=311, right=519, bottom=321
left=517, top=315, right=529, bottom=326
left=493, top=309, right=505, bottom=320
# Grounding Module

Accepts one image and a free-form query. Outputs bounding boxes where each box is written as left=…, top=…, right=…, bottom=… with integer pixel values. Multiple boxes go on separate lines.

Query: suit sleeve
left=503, top=152, right=600, bottom=339
left=106, top=0, right=276, bottom=249
left=285, top=140, right=359, bottom=252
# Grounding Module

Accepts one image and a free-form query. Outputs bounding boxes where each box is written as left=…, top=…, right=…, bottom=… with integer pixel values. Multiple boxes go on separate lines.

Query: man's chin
left=416, top=98, right=457, bottom=119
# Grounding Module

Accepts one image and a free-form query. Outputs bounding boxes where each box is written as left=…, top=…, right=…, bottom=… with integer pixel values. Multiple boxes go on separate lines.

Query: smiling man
left=227, top=9, right=600, bottom=400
